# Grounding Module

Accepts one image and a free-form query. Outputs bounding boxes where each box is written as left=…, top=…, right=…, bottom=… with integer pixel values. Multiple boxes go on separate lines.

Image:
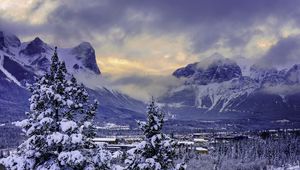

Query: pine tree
left=1, top=47, right=111, bottom=170
left=125, top=98, right=185, bottom=170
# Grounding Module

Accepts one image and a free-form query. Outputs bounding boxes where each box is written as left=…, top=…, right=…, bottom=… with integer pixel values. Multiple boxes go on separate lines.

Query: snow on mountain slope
left=0, top=31, right=21, bottom=55
left=173, top=54, right=242, bottom=85
left=195, top=77, right=259, bottom=112
left=16, top=37, right=100, bottom=75
left=0, top=55, right=21, bottom=86
left=234, top=56, right=254, bottom=77
left=0, top=31, right=145, bottom=123
left=160, top=54, right=300, bottom=119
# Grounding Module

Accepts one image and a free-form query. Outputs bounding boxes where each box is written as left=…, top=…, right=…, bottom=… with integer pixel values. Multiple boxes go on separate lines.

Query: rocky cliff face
left=160, top=55, right=300, bottom=120
left=0, top=31, right=145, bottom=124
left=17, top=37, right=100, bottom=75
left=0, top=31, right=21, bottom=53
left=71, top=42, right=101, bottom=74
left=173, top=58, right=242, bottom=85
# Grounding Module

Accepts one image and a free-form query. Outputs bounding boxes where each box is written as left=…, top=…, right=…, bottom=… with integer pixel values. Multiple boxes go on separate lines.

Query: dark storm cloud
left=45, top=1, right=138, bottom=42
left=42, top=0, right=300, bottom=52
left=2, top=0, right=300, bottom=54
left=146, top=0, right=300, bottom=53
left=260, top=35, right=300, bottom=67
left=0, top=19, right=42, bottom=37
left=2, top=0, right=300, bottom=100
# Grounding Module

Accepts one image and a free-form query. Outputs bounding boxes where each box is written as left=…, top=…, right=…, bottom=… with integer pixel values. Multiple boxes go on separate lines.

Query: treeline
left=181, top=131, right=300, bottom=170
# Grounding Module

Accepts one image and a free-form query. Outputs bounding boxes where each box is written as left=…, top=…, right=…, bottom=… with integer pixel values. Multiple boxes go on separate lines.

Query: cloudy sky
left=1, top=0, right=300, bottom=100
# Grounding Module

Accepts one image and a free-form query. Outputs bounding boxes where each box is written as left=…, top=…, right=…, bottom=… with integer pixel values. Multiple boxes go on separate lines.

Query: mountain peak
left=0, top=31, right=21, bottom=51
left=71, top=42, right=101, bottom=74
left=77, top=41, right=93, bottom=49
left=72, top=42, right=94, bottom=56
left=16, top=38, right=101, bottom=75
left=32, top=37, right=44, bottom=45
left=20, top=37, right=51, bottom=56
left=173, top=56, right=241, bottom=85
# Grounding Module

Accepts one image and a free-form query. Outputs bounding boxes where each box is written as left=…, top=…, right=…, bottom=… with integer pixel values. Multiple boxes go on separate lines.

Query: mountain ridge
left=160, top=55, right=300, bottom=120
left=0, top=31, right=145, bottom=124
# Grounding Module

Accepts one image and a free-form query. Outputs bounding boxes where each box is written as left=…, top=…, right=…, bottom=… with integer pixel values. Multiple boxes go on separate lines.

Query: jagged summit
left=31, top=37, right=45, bottom=45
left=0, top=32, right=145, bottom=124
left=20, top=37, right=52, bottom=56
left=71, top=42, right=100, bottom=74
left=75, top=41, right=93, bottom=49
left=161, top=54, right=300, bottom=120
left=0, top=35, right=101, bottom=75
left=173, top=56, right=242, bottom=85
left=0, top=31, right=101, bottom=75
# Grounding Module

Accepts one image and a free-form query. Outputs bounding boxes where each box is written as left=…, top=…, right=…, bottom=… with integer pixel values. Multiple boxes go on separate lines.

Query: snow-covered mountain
left=160, top=55, right=300, bottom=120
left=8, top=36, right=100, bottom=76
left=0, top=31, right=145, bottom=124
left=1, top=30, right=299, bottom=124
left=173, top=53, right=242, bottom=85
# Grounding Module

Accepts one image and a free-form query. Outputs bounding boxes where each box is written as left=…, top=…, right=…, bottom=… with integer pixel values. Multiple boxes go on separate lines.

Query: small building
left=178, top=141, right=194, bottom=146
left=193, top=132, right=211, bottom=138
left=193, top=138, right=208, bottom=144
left=124, top=137, right=143, bottom=144
left=110, top=144, right=135, bottom=151
left=93, top=137, right=118, bottom=145
left=106, top=146, right=122, bottom=152
left=195, top=147, right=208, bottom=154
left=215, top=135, right=248, bottom=142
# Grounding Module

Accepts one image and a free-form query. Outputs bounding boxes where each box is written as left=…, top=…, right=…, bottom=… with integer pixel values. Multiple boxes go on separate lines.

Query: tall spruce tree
left=1, top=47, right=111, bottom=170
left=125, top=98, right=185, bottom=170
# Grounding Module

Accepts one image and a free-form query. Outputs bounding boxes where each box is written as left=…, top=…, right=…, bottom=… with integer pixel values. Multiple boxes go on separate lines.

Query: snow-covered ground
left=271, top=165, right=300, bottom=170
left=96, top=123, right=130, bottom=130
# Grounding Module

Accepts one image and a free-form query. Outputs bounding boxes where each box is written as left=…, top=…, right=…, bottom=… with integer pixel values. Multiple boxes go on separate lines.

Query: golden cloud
left=97, top=56, right=186, bottom=77
left=95, top=33, right=197, bottom=76
left=0, top=0, right=59, bottom=25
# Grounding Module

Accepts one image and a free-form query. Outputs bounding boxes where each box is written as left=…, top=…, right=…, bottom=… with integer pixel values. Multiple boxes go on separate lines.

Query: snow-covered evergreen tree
left=1, top=47, right=111, bottom=170
left=125, top=98, right=185, bottom=170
